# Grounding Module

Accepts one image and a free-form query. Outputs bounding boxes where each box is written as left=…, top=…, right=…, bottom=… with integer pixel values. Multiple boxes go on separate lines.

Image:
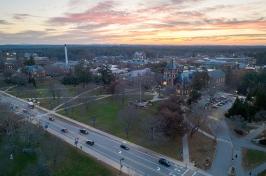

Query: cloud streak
left=0, top=20, right=11, bottom=25
left=0, top=0, right=265, bottom=45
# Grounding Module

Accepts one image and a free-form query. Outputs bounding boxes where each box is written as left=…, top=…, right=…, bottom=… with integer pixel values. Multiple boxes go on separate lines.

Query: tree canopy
left=227, top=70, right=266, bottom=122
left=158, top=95, right=187, bottom=138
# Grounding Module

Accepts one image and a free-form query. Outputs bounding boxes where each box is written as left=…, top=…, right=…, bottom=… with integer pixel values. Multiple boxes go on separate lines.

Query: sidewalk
left=182, top=134, right=190, bottom=164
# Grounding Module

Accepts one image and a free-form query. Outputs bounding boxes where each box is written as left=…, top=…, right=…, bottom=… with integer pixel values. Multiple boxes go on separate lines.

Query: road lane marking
left=169, top=172, right=176, bottom=176
left=181, top=169, right=189, bottom=176
left=192, top=172, right=197, bottom=176
left=90, top=142, right=165, bottom=176
left=43, top=122, right=165, bottom=176
left=174, top=168, right=182, bottom=172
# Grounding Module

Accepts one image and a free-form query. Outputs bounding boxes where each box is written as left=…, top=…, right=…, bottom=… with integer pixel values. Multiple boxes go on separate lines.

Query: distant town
left=0, top=45, right=265, bottom=176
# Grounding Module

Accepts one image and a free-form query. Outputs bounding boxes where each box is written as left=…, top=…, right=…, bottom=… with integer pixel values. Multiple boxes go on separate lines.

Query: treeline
left=1, top=45, right=265, bottom=61
left=226, top=70, right=266, bottom=121
left=62, top=63, right=114, bottom=87
left=252, top=52, right=266, bottom=66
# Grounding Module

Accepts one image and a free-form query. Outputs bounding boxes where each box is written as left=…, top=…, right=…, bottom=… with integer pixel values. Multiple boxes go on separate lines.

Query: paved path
left=55, top=94, right=112, bottom=112
left=182, top=134, right=190, bottom=164
left=150, top=93, right=168, bottom=103
left=205, top=94, right=240, bottom=175
left=249, top=163, right=266, bottom=176
left=4, top=85, right=17, bottom=92
left=52, top=86, right=101, bottom=111
left=206, top=93, right=266, bottom=176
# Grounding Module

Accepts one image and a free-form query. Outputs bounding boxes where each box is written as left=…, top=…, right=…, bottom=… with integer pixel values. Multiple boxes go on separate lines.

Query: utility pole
left=139, top=74, right=142, bottom=103
left=92, top=116, right=96, bottom=127
left=64, top=44, right=69, bottom=66
left=119, top=158, right=125, bottom=175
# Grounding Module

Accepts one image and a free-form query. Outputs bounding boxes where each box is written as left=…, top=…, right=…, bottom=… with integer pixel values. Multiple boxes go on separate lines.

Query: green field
left=5, top=78, right=183, bottom=160
left=242, top=148, right=266, bottom=170
left=0, top=107, right=116, bottom=176
left=6, top=78, right=102, bottom=109
left=60, top=96, right=183, bottom=160
left=259, top=170, right=266, bottom=176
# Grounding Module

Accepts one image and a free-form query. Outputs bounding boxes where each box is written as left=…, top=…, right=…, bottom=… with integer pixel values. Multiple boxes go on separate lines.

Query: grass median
left=0, top=105, right=117, bottom=176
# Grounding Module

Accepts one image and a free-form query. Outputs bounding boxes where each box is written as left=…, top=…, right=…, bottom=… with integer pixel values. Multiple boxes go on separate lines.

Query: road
left=206, top=92, right=266, bottom=176
left=0, top=90, right=211, bottom=176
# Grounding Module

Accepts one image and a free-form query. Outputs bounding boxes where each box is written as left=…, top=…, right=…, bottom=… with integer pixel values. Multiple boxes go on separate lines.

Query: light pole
left=119, top=158, right=125, bottom=175
left=92, top=116, right=96, bottom=127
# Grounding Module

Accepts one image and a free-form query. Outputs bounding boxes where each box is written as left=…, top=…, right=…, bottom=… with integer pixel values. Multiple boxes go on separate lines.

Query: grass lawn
left=242, top=148, right=266, bottom=170
left=259, top=170, right=266, bottom=176
left=53, top=144, right=117, bottom=176
left=62, top=97, right=123, bottom=134
left=189, top=132, right=216, bottom=170
left=0, top=105, right=117, bottom=176
left=0, top=79, right=11, bottom=90
left=60, top=96, right=183, bottom=160
left=7, top=78, right=102, bottom=109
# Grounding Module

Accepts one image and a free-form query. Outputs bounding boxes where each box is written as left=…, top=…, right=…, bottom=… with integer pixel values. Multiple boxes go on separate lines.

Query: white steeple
left=64, top=44, right=69, bottom=66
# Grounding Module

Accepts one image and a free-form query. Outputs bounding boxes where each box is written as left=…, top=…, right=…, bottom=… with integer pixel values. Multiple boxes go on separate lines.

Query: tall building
left=163, top=59, right=180, bottom=86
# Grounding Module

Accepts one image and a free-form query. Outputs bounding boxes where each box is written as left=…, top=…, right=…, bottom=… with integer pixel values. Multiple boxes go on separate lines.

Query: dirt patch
left=189, top=132, right=216, bottom=170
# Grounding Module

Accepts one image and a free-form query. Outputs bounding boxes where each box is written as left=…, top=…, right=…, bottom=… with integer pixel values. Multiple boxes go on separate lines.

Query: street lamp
left=119, top=158, right=125, bottom=175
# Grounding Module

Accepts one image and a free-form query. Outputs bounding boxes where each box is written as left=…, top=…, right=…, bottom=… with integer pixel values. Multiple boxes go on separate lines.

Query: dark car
left=61, top=128, right=68, bottom=133
left=158, top=158, right=171, bottom=167
left=234, top=129, right=244, bottom=136
left=120, top=144, right=129, bottom=150
left=49, top=117, right=55, bottom=121
left=86, top=140, right=95, bottom=146
left=80, top=129, right=89, bottom=135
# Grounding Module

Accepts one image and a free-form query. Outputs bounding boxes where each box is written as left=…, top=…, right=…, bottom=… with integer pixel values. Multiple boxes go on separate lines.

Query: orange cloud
left=1, top=0, right=265, bottom=45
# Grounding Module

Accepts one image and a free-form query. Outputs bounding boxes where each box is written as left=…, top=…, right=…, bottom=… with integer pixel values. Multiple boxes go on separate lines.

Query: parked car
left=86, top=140, right=95, bottom=146
left=158, top=158, right=171, bottom=167
left=259, top=139, right=266, bottom=146
left=28, top=102, right=34, bottom=109
left=120, top=144, right=129, bottom=150
left=61, top=128, right=68, bottom=133
left=49, top=117, right=55, bottom=121
left=80, top=129, right=89, bottom=134
left=212, top=105, right=218, bottom=108
left=234, top=129, right=245, bottom=136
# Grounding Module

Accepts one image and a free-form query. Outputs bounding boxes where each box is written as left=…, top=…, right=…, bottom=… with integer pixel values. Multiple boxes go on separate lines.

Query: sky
left=0, top=0, right=265, bottom=45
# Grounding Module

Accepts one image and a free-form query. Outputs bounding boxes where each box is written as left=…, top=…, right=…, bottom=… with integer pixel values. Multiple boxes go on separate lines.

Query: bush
left=61, top=75, right=79, bottom=85
left=259, top=139, right=266, bottom=145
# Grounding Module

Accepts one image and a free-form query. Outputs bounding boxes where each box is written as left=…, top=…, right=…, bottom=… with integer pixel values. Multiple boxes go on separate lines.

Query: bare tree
left=187, top=103, right=209, bottom=138
left=142, top=115, right=160, bottom=141
left=114, top=79, right=128, bottom=105
left=118, top=105, right=138, bottom=139
left=158, top=95, right=188, bottom=138
left=48, top=82, right=57, bottom=100
left=44, top=137, right=65, bottom=169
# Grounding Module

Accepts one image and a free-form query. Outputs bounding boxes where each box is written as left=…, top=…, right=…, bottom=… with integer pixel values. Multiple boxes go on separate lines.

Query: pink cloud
left=49, top=0, right=143, bottom=25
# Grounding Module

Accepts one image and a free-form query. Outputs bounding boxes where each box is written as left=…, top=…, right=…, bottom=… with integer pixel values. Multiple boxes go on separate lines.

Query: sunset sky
left=0, top=0, right=265, bottom=45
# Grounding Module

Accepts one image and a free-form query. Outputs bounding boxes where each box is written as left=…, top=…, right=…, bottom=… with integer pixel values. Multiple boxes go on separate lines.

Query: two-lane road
left=0, top=91, right=211, bottom=176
